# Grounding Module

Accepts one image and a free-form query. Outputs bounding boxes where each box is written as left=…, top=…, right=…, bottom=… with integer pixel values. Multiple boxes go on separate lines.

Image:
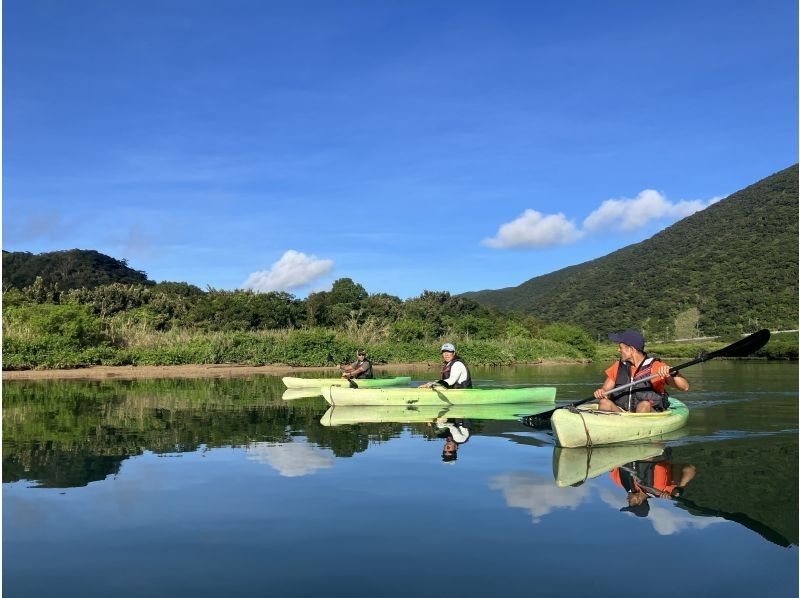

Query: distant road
left=669, top=330, right=797, bottom=343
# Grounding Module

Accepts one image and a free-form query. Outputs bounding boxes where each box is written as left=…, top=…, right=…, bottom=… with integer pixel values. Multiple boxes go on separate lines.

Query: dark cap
left=357, top=349, right=366, bottom=355
left=620, top=500, right=650, bottom=518
left=608, top=330, right=645, bottom=352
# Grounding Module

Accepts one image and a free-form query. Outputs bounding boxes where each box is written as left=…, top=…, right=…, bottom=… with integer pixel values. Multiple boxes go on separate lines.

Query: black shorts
left=613, top=393, right=669, bottom=412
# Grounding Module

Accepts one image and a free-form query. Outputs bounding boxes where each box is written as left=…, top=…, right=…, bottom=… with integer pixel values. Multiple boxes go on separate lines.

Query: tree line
left=2, top=276, right=599, bottom=369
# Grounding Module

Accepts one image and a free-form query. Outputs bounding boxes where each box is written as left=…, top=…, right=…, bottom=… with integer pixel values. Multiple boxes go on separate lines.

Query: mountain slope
left=461, top=165, right=798, bottom=338
left=2, top=249, right=152, bottom=290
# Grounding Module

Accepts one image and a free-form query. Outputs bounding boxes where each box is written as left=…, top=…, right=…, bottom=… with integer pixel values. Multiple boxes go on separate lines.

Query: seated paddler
left=341, top=349, right=374, bottom=379
left=593, top=329, right=689, bottom=413
left=419, top=343, right=473, bottom=389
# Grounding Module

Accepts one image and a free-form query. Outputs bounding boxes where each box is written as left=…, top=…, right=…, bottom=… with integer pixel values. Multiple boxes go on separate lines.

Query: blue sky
left=4, top=0, right=797, bottom=298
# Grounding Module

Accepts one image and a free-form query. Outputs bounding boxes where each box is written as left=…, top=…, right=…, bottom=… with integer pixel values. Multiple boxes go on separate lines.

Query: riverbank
left=1, top=359, right=590, bottom=381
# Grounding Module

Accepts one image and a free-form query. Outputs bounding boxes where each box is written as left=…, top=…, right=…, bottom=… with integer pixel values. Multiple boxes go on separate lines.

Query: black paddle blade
left=521, top=413, right=552, bottom=428
left=348, top=377, right=359, bottom=389
left=711, top=329, right=770, bottom=358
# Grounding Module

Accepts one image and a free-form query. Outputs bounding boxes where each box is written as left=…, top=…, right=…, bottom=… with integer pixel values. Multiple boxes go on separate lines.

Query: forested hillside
left=2, top=249, right=152, bottom=290
left=461, top=165, right=799, bottom=339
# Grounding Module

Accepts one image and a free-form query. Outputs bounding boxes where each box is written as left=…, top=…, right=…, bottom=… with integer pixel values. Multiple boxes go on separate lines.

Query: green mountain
left=461, top=165, right=799, bottom=339
left=2, top=249, right=152, bottom=290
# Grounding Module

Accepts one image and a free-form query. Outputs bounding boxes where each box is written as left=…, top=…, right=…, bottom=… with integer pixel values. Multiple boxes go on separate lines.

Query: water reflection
left=245, top=440, right=335, bottom=477
left=3, top=374, right=796, bottom=551
left=431, top=417, right=471, bottom=463
left=319, top=403, right=551, bottom=426
left=545, top=442, right=794, bottom=547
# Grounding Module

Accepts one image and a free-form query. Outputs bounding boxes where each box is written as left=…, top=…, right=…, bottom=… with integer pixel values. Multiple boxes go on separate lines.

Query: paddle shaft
left=522, top=329, right=771, bottom=425
left=618, top=465, right=670, bottom=496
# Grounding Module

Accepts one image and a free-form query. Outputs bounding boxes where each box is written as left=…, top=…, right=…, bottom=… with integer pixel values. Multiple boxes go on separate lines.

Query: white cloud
left=488, top=471, right=591, bottom=523
left=242, top=250, right=333, bottom=292
left=246, top=441, right=334, bottom=477
left=482, top=209, right=584, bottom=249
left=583, top=189, right=721, bottom=233
left=483, top=190, right=723, bottom=250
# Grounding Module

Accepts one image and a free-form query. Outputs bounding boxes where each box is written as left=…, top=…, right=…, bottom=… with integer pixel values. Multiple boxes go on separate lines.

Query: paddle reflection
left=549, top=443, right=794, bottom=547
left=612, top=449, right=696, bottom=517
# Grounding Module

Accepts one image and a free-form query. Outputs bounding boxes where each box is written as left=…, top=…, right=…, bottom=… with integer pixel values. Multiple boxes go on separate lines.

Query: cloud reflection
left=597, top=487, right=725, bottom=535
left=488, top=471, right=591, bottom=523
left=246, top=441, right=334, bottom=477
left=490, top=471, right=726, bottom=534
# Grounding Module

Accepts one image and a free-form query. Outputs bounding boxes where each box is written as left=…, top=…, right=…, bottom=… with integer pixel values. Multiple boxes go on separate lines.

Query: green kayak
left=551, top=398, right=689, bottom=448
left=321, top=385, right=557, bottom=406
left=320, top=403, right=554, bottom=426
left=282, top=376, right=411, bottom=389
left=552, top=444, right=667, bottom=487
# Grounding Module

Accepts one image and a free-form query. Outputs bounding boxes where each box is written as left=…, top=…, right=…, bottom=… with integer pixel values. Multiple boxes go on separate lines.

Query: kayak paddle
left=329, top=351, right=360, bottom=388
left=521, top=329, right=771, bottom=428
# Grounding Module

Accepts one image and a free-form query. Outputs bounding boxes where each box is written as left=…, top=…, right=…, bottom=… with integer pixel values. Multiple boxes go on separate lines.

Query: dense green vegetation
left=462, top=165, right=799, bottom=339
left=2, top=249, right=152, bottom=290
left=2, top=276, right=598, bottom=369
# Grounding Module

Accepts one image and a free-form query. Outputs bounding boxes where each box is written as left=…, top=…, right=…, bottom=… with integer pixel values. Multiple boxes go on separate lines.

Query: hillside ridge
left=461, top=164, right=799, bottom=337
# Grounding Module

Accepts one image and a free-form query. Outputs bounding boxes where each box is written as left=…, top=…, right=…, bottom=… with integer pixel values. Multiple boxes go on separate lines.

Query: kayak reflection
left=320, top=403, right=553, bottom=426
left=552, top=444, right=794, bottom=547
left=553, top=443, right=668, bottom=488
left=282, top=388, right=324, bottom=400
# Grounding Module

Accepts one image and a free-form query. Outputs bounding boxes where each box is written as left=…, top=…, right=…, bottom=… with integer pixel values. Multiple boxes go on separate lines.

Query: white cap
left=440, top=343, right=456, bottom=352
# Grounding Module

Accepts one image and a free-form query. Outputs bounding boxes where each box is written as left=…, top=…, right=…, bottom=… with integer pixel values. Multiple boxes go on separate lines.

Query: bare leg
left=598, top=398, right=623, bottom=412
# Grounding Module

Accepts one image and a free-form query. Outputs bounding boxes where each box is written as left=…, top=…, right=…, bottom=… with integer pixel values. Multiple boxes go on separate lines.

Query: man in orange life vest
left=593, top=330, right=689, bottom=413
left=612, top=457, right=697, bottom=517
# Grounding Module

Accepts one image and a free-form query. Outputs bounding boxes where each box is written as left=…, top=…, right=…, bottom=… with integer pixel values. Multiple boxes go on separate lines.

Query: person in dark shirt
left=341, top=349, right=374, bottom=379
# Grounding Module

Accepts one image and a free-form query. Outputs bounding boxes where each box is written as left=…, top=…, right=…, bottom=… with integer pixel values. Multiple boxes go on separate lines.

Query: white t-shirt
left=436, top=422, right=471, bottom=443
left=442, top=361, right=469, bottom=386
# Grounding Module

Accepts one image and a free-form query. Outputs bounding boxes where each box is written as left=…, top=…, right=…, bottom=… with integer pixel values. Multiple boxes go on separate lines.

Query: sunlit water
left=4, top=361, right=797, bottom=597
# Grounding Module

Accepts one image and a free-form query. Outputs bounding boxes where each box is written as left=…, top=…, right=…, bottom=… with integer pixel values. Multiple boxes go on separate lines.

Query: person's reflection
left=612, top=451, right=696, bottom=517
left=429, top=417, right=471, bottom=463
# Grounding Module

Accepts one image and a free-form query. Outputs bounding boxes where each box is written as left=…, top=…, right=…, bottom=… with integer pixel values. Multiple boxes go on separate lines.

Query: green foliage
left=503, top=321, right=532, bottom=338
left=152, top=281, right=205, bottom=297
left=4, top=303, right=105, bottom=349
left=540, top=322, right=597, bottom=359
left=282, top=329, right=343, bottom=366
left=389, top=318, right=435, bottom=343
left=3, top=249, right=151, bottom=290
left=361, top=293, right=403, bottom=322
left=756, top=333, right=799, bottom=360
left=184, top=289, right=305, bottom=331
left=462, top=165, right=799, bottom=337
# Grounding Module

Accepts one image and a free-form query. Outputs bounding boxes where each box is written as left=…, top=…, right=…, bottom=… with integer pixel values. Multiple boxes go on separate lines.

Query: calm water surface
left=4, top=362, right=798, bottom=597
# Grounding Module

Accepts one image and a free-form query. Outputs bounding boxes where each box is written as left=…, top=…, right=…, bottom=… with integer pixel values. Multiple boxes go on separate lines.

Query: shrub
left=4, top=303, right=106, bottom=349
left=389, top=318, right=433, bottom=343
left=540, top=323, right=596, bottom=358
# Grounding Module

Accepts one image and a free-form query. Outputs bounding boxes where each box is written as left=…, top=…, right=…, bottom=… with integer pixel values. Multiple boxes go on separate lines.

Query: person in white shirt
left=419, top=343, right=472, bottom=389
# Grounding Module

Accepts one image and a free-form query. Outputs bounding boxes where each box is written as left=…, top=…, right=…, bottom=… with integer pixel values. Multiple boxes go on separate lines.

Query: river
left=3, top=361, right=797, bottom=597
